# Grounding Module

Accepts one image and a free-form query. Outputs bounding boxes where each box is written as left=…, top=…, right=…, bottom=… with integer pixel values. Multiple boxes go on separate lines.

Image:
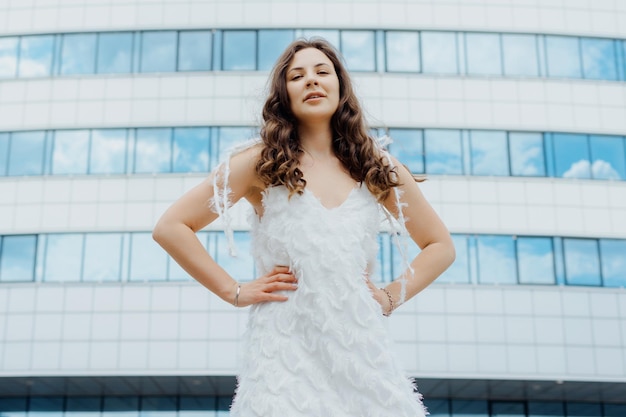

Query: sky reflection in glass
left=44, top=234, right=83, bottom=282
left=517, top=237, right=555, bottom=284
left=222, top=31, right=256, bottom=70
left=477, top=235, right=517, bottom=284
left=546, top=36, right=582, bottom=78
left=130, top=233, right=168, bottom=281
left=509, top=132, right=545, bottom=176
left=18, top=35, right=54, bottom=77
left=258, top=30, right=294, bottom=71
left=90, top=129, right=128, bottom=174
left=421, top=31, right=458, bottom=74
left=589, top=135, right=625, bottom=180
left=61, top=34, right=97, bottom=75
left=465, top=33, right=502, bottom=76
left=97, top=32, right=133, bottom=74
left=563, top=238, right=601, bottom=286
left=52, top=130, right=89, bottom=175
left=302, top=30, right=339, bottom=49
left=341, top=31, right=376, bottom=71
left=178, top=31, right=212, bottom=71
left=581, top=37, right=618, bottom=80
left=502, top=34, right=538, bottom=76
left=470, top=130, right=509, bottom=176
left=424, top=129, right=463, bottom=174
left=388, top=128, right=424, bottom=173
left=553, top=133, right=591, bottom=179
left=438, top=235, right=469, bottom=283
left=173, top=127, right=210, bottom=173
left=8, top=131, right=46, bottom=176
left=134, top=128, right=172, bottom=173
left=527, top=401, right=564, bottom=416
left=0, top=37, right=18, bottom=78
left=0, top=235, right=37, bottom=282
left=491, top=402, right=525, bottom=417
left=83, top=234, right=122, bottom=282
left=217, top=127, right=257, bottom=162
left=215, top=232, right=254, bottom=281
left=599, top=239, right=626, bottom=287
left=140, top=31, right=177, bottom=73
left=0, top=133, right=8, bottom=175
left=385, top=31, right=420, bottom=72
left=451, top=400, right=489, bottom=417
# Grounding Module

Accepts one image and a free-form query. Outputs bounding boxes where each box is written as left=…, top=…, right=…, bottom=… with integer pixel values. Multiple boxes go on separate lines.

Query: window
left=469, top=130, right=509, bottom=176
left=545, top=36, right=582, bottom=78
left=552, top=133, right=590, bottom=179
left=438, top=235, right=470, bottom=284
left=140, top=31, right=177, bottom=73
left=527, top=401, right=564, bottom=416
left=563, top=238, right=601, bottom=286
left=258, top=30, right=294, bottom=71
left=29, top=397, right=64, bottom=417
left=140, top=397, right=177, bottom=417
left=465, top=33, right=502, bottom=76
left=134, top=128, right=172, bottom=173
left=517, top=237, right=555, bottom=284
left=0, top=133, right=8, bottom=175
left=509, top=132, right=545, bottom=176
left=0, top=37, right=18, bottom=78
left=385, top=31, right=420, bottom=72
left=477, top=235, right=517, bottom=284
left=129, top=233, right=168, bottom=281
left=0, top=397, right=27, bottom=417
left=222, top=31, right=256, bottom=70
left=0, top=235, right=37, bottom=282
left=599, top=239, right=626, bottom=287
left=491, top=402, right=525, bottom=416
left=581, top=37, right=618, bottom=80
left=217, top=127, right=256, bottom=163
left=90, top=129, right=128, bottom=174
left=60, top=33, right=97, bottom=75
left=214, top=232, right=254, bottom=280
left=173, top=127, right=210, bottom=173
left=8, top=131, right=46, bottom=176
left=589, top=135, right=625, bottom=180
left=178, top=30, right=212, bottom=71
left=66, top=397, right=101, bottom=417
left=451, top=400, right=488, bottom=417
left=18, top=35, right=54, bottom=77
left=302, top=30, right=340, bottom=49
left=502, top=34, right=539, bottom=77
left=52, top=130, right=90, bottom=175
left=421, top=31, right=458, bottom=74
left=97, top=32, right=133, bottom=74
left=423, top=399, right=450, bottom=417
left=83, top=233, right=123, bottom=282
left=44, top=234, right=84, bottom=282
left=388, top=128, right=424, bottom=173
left=424, top=129, right=463, bottom=174
left=565, top=402, right=602, bottom=416
left=103, top=396, right=139, bottom=417
left=340, top=31, right=376, bottom=71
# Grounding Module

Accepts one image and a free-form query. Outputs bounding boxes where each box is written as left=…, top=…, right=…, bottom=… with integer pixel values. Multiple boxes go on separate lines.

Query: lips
left=304, top=92, right=326, bottom=102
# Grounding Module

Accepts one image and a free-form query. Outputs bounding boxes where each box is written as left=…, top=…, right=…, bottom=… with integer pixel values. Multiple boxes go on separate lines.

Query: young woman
left=153, top=38, right=455, bottom=416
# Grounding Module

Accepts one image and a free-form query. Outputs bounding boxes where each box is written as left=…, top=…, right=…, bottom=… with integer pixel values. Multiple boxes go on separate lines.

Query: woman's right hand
left=233, top=266, right=298, bottom=307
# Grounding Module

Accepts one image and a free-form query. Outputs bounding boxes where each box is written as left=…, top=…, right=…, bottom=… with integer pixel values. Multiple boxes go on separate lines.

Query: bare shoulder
left=219, top=142, right=265, bottom=204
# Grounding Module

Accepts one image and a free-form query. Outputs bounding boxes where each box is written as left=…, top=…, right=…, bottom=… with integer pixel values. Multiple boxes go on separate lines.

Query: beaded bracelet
left=380, top=287, right=395, bottom=317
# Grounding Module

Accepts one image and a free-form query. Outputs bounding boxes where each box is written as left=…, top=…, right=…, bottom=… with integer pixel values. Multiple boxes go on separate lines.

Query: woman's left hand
left=365, top=279, right=392, bottom=315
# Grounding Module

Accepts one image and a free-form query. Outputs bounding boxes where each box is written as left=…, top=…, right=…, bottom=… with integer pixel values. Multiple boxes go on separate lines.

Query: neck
left=297, top=123, right=334, bottom=157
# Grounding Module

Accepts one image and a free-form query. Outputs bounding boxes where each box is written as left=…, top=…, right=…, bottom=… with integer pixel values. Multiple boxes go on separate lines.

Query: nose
left=305, top=72, right=318, bottom=87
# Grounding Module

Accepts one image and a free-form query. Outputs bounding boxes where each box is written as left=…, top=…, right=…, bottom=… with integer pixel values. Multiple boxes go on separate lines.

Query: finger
left=274, top=273, right=297, bottom=282
left=271, top=265, right=291, bottom=273
left=260, top=293, right=289, bottom=302
left=265, top=282, right=298, bottom=292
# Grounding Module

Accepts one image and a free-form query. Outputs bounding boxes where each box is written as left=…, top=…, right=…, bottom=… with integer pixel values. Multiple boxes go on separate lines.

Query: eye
left=290, top=74, right=302, bottom=81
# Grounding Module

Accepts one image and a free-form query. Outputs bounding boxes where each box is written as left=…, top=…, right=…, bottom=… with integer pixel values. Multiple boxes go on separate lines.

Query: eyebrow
left=287, top=63, right=331, bottom=73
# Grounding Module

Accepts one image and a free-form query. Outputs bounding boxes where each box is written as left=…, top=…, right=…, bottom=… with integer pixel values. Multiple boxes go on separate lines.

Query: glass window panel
left=502, top=34, right=539, bottom=76
left=140, top=31, right=177, bottom=73
left=424, top=129, right=463, bottom=175
left=604, top=404, right=626, bottom=417
left=97, top=32, right=133, bottom=74
left=134, top=128, right=172, bottom=173
left=302, top=30, right=340, bottom=49
left=61, top=33, right=97, bottom=75
left=563, top=238, right=601, bottom=286
left=553, top=133, right=590, bottom=179
left=0, top=133, right=9, bottom=175
left=18, top=35, right=54, bottom=77
left=140, top=397, right=176, bottom=417
left=66, top=397, right=101, bottom=417
left=589, top=135, right=625, bottom=180
left=517, top=237, right=555, bottom=284
left=179, top=397, right=215, bottom=417
left=421, top=31, right=458, bottom=75
left=388, top=128, right=424, bottom=173
left=565, top=402, right=602, bottom=416
left=83, top=233, right=122, bottom=282
left=8, top=131, right=46, bottom=176
left=545, top=35, right=582, bottom=78
left=103, top=397, right=139, bottom=417
left=581, top=37, right=618, bottom=80
left=424, top=399, right=449, bottom=416
left=44, top=234, right=83, bottom=282
left=90, top=129, right=128, bottom=174
left=340, top=31, right=375, bottom=71
left=385, top=31, right=420, bottom=72
left=477, top=235, right=517, bottom=284
left=52, top=129, right=89, bottom=175
left=0, top=235, right=37, bottom=282
left=215, top=232, right=254, bottom=281
left=129, top=232, right=168, bottom=281
left=465, top=33, right=502, bottom=76
left=258, top=30, right=294, bottom=71
left=470, top=130, right=509, bottom=175
left=0, top=397, right=28, bottom=417
left=222, top=31, right=256, bottom=70
left=173, top=127, right=210, bottom=173
left=217, top=127, right=256, bottom=162
left=509, top=132, right=546, bottom=176
left=492, top=402, right=525, bottom=416
left=528, top=401, right=564, bottom=416
left=451, top=400, right=488, bottom=417
left=29, top=397, right=64, bottom=417
left=0, top=37, right=18, bottom=78
left=438, top=235, right=470, bottom=284
left=599, top=239, right=626, bottom=287
left=178, top=30, right=212, bottom=71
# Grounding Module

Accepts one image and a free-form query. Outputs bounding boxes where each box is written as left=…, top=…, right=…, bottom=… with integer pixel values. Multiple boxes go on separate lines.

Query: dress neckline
left=303, top=184, right=361, bottom=211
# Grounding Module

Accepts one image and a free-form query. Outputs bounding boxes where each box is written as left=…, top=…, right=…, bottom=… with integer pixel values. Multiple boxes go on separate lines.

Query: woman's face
left=285, top=47, right=340, bottom=125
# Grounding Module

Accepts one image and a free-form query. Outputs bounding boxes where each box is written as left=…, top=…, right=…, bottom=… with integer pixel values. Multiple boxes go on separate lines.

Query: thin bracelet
left=234, top=284, right=241, bottom=307
left=380, top=287, right=394, bottom=317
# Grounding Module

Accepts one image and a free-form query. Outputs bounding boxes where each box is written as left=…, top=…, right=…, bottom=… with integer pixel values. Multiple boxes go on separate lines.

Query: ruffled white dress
left=227, top=184, right=427, bottom=417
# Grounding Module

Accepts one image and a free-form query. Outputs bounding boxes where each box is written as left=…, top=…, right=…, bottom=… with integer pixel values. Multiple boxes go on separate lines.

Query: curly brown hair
left=255, top=38, right=401, bottom=202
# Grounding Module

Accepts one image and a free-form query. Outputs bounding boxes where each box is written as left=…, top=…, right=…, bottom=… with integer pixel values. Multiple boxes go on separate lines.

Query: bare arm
left=152, top=146, right=297, bottom=306
left=368, top=157, right=456, bottom=314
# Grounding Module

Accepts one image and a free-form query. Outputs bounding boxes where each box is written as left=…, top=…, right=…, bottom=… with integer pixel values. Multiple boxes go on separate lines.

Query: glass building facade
left=1, top=1, right=625, bottom=416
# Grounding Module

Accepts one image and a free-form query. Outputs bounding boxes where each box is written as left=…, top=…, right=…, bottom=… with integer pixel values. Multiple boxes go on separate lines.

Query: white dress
left=227, top=184, right=427, bottom=417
